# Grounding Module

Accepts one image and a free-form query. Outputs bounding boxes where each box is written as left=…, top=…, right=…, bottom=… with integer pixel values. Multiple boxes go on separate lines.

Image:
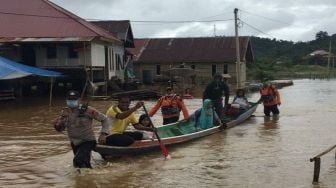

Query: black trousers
left=163, top=116, right=179, bottom=125
left=211, top=98, right=223, bottom=118
left=264, top=104, right=280, bottom=116
left=106, top=131, right=143, bottom=146
left=71, top=140, right=96, bottom=169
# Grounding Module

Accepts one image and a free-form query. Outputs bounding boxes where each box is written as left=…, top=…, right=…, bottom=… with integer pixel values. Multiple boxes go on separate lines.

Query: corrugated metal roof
left=134, top=37, right=253, bottom=63
left=0, top=0, right=120, bottom=43
left=91, top=20, right=130, bottom=37
left=0, top=37, right=95, bottom=42
left=91, top=20, right=134, bottom=47
left=127, top=39, right=149, bottom=59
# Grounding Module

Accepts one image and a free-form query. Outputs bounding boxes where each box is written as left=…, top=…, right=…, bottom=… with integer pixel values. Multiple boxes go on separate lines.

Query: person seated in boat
left=232, top=88, right=250, bottom=112
left=138, top=114, right=156, bottom=140
left=189, top=99, right=223, bottom=130
left=53, top=90, right=110, bottom=169
left=99, top=95, right=154, bottom=147
left=149, top=87, right=189, bottom=125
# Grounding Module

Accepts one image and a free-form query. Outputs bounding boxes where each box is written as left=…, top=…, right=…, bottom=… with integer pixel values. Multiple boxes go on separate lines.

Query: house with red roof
left=0, top=0, right=129, bottom=95
left=130, top=37, right=254, bottom=90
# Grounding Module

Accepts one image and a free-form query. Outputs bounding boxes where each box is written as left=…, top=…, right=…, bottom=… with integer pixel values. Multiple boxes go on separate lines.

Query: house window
left=211, top=64, right=217, bottom=76
left=156, top=64, right=161, bottom=75
left=68, top=46, right=78, bottom=58
left=115, top=54, right=122, bottom=70
left=47, top=45, right=56, bottom=59
left=191, top=65, right=195, bottom=69
left=109, top=48, right=114, bottom=71
left=223, top=64, right=228, bottom=74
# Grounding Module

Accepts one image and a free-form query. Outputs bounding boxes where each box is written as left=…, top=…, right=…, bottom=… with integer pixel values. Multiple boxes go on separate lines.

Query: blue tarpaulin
left=0, top=56, right=61, bottom=80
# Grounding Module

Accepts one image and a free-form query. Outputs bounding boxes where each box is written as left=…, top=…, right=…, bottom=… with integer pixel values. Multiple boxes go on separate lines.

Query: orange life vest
left=260, top=87, right=278, bottom=106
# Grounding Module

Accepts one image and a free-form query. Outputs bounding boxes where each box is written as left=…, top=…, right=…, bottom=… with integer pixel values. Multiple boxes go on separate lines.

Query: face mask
left=66, top=100, right=79, bottom=108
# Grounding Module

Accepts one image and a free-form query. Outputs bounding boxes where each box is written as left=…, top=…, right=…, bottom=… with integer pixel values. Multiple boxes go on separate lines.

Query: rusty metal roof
left=133, top=37, right=253, bottom=63
left=127, top=39, right=149, bottom=59
left=0, top=37, right=95, bottom=42
left=91, top=20, right=134, bottom=47
left=0, top=0, right=120, bottom=43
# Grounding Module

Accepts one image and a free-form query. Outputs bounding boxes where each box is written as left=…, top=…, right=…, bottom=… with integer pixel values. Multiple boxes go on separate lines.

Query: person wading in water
left=53, top=90, right=110, bottom=169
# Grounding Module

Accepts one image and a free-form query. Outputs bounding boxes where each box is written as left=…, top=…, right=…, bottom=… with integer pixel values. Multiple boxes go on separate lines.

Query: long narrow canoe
left=96, top=102, right=258, bottom=158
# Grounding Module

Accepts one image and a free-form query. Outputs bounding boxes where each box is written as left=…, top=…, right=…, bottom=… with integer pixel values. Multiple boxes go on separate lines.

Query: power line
left=130, top=19, right=234, bottom=24
left=239, top=9, right=291, bottom=25
left=240, top=19, right=276, bottom=38
left=0, top=10, right=234, bottom=24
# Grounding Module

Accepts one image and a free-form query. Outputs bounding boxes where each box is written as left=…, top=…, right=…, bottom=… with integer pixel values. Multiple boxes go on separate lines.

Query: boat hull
left=96, top=103, right=258, bottom=158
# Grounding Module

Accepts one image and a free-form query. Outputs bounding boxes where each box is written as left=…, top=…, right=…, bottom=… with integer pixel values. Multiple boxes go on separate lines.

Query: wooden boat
left=95, top=102, right=258, bottom=158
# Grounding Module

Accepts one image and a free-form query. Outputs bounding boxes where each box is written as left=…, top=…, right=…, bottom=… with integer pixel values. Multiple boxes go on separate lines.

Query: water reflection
left=2, top=79, right=336, bottom=187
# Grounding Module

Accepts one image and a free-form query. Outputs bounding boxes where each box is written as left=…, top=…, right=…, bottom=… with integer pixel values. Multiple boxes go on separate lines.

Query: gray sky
left=52, top=0, right=336, bottom=42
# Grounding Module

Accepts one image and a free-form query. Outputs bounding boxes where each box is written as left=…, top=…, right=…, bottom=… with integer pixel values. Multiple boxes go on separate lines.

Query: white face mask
left=66, top=100, right=79, bottom=108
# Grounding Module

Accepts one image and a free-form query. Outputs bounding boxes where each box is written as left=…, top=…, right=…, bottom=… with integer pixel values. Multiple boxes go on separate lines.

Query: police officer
left=54, top=90, right=109, bottom=169
left=203, top=73, right=230, bottom=119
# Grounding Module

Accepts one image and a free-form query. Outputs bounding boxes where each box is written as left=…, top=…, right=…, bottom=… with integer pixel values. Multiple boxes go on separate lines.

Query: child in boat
left=232, top=89, right=250, bottom=111
left=138, top=114, right=155, bottom=140
left=189, top=99, right=223, bottom=130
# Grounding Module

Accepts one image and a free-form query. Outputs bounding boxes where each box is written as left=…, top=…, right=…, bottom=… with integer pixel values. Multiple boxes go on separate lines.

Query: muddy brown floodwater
left=1, top=79, right=336, bottom=187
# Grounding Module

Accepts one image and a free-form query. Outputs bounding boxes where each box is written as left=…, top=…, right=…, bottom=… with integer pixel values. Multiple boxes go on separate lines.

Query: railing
left=309, top=144, right=336, bottom=183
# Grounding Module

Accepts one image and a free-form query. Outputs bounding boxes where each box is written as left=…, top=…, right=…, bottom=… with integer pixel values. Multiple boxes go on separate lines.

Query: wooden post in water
left=310, top=144, right=336, bottom=183
left=312, top=157, right=321, bottom=183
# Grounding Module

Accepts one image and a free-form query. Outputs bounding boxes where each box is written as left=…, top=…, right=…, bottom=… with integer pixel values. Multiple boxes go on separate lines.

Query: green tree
left=315, top=31, right=329, bottom=40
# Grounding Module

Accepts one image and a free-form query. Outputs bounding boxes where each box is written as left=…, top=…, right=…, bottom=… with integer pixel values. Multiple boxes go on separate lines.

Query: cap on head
left=66, top=90, right=80, bottom=100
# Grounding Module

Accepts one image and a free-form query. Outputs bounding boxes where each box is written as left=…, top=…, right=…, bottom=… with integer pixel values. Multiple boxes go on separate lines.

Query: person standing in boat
left=101, top=95, right=154, bottom=146
left=53, top=90, right=110, bottom=169
left=189, top=99, right=223, bottom=130
left=203, top=73, right=230, bottom=119
left=259, top=82, right=281, bottom=116
left=149, top=87, right=189, bottom=125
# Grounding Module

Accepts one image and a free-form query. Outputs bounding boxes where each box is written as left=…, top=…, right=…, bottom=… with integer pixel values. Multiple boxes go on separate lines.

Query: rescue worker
left=149, top=87, right=189, bottom=125
left=259, top=82, right=281, bottom=116
left=53, top=90, right=110, bottom=169
left=203, top=73, right=230, bottom=119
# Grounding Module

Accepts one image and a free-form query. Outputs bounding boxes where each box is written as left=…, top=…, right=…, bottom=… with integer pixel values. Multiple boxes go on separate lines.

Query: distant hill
left=247, top=31, right=336, bottom=80
left=250, top=31, right=336, bottom=65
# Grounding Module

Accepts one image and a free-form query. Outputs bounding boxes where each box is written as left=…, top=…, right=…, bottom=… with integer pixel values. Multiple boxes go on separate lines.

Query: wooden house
left=0, top=0, right=127, bottom=95
left=129, top=37, right=254, bottom=88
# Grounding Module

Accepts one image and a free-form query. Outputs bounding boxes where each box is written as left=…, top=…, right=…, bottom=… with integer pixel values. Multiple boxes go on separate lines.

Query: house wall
left=35, top=44, right=89, bottom=67
left=34, top=41, right=126, bottom=81
left=133, top=61, right=244, bottom=87
left=110, top=44, right=125, bottom=81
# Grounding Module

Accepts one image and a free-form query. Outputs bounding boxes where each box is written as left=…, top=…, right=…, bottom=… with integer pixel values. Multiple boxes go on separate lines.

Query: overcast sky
left=52, top=0, right=336, bottom=42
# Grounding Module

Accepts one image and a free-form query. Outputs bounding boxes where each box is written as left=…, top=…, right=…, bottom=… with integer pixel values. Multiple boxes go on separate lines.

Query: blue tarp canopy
left=0, top=56, right=61, bottom=80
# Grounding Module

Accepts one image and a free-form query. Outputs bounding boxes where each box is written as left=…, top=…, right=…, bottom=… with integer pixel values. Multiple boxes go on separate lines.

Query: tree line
left=248, top=31, right=336, bottom=80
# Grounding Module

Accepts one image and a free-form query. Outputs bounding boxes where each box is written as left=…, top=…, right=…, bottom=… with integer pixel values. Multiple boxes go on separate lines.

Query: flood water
left=1, top=79, right=336, bottom=188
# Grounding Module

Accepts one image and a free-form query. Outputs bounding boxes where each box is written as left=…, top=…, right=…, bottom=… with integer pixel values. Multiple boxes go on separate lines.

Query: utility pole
left=328, top=40, right=331, bottom=68
left=234, top=8, right=241, bottom=89
left=327, top=40, right=332, bottom=76
left=214, top=24, right=216, bottom=37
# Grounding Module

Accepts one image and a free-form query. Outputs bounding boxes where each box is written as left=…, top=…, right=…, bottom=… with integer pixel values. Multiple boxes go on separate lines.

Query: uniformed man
left=54, top=90, right=109, bottom=169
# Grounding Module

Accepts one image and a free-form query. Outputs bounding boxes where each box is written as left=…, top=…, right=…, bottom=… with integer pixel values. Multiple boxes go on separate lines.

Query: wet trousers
left=71, top=140, right=96, bottom=168
left=106, top=131, right=143, bottom=146
left=264, top=104, right=280, bottom=116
